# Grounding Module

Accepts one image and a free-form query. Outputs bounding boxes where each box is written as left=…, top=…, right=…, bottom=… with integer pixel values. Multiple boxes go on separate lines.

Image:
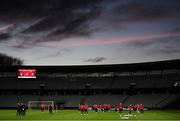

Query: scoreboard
left=18, top=69, right=36, bottom=78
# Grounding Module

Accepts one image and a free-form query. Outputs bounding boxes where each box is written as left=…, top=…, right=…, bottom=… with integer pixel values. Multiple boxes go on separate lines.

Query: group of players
left=17, top=102, right=144, bottom=116
left=79, top=103, right=144, bottom=115
left=16, top=102, right=26, bottom=116
left=126, top=104, right=144, bottom=114
left=40, top=104, right=55, bottom=113
left=114, top=103, right=144, bottom=114
left=79, top=104, right=89, bottom=115
left=93, top=104, right=111, bottom=112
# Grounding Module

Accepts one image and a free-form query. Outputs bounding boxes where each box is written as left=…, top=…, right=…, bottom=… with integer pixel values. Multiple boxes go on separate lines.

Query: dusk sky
left=0, top=0, right=180, bottom=65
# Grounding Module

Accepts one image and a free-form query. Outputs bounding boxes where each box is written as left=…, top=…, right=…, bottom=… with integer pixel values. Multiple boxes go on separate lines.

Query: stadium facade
left=0, top=59, right=180, bottom=109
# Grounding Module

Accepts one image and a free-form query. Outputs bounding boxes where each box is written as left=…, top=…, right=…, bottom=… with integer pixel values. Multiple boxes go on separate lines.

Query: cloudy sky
left=0, top=0, right=180, bottom=65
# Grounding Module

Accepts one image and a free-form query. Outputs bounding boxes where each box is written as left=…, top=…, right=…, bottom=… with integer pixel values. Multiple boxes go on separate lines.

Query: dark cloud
left=146, top=45, right=180, bottom=58
left=166, top=27, right=180, bottom=33
left=88, top=0, right=180, bottom=32
left=0, top=24, right=15, bottom=41
left=110, top=0, right=180, bottom=23
left=0, top=0, right=102, bottom=45
left=0, top=33, right=11, bottom=41
left=0, top=0, right=180, bottom=46
left=37, top=8, right=100, bottom=42
left=126, top=36, right=180, bottom=58
left=127, top=35, right=180, bottom=49
left=11, top=44, right=33, bottom=49
left=84, top=57, right=107, bottom=63
left=127, top=41, right=152, bottom=48
left=38, top=52, right=61, bottom=59
left=155, top=49, right=180, bottom=54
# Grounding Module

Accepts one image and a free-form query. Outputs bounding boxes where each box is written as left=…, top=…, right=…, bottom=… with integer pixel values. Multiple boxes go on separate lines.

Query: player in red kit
left=118, top=103, right=123, bottom=113
left=99, top=105, right=103, bottom=112
left=103, top=104, right=107, bottom=112
left=107, top=104, right=111, bottom=111
left=48, top=104, right=53, bottom=114
left=140, top=104, right=144, bottom=114
left=93, top=104, right=98, bottom=112
left=80, top=105, right=84, bottom=115
left=128, top=104, right=133, bottom=114
left=135, top=104, right=140, bottom=113
left=114, top=104, right=119, bottom=112
left=84, top=104, right=88, bottom=115
left=40, top=104, right=45, bottom=112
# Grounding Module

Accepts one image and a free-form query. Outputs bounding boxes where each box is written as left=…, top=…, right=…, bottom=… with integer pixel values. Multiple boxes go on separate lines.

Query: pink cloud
left=40, top=32, right=180, bottom=48
left=0, top=24, right=14, bottom=32
left=58, top=32, right=180, bottom=47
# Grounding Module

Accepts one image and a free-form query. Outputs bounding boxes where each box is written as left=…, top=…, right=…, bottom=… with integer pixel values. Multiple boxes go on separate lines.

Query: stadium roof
left=1, top=59, right=180, bottom=73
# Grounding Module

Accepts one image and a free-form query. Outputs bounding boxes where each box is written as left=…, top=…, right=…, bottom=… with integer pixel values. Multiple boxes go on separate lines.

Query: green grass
left=0, top=109, right=180, bottom=120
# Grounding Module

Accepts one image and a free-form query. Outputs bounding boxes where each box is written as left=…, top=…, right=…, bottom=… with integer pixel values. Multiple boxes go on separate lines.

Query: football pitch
left=0, top=110, right=180, bottom=121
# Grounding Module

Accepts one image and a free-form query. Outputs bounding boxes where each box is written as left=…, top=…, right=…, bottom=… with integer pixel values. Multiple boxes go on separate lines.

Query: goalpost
left=28, top=101, right=54, bottom=110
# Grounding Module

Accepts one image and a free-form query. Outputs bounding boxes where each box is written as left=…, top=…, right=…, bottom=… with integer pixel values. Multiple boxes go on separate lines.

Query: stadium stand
left=0, top=59, right=180, bottom=109
left=0, top=94, right=179, bottom=108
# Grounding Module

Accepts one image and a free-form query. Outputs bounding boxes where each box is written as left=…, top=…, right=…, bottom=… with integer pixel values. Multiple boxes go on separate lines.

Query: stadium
left=0, top=0, right=180, bottom=120
left=0, top=59, right=180, bottom=120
